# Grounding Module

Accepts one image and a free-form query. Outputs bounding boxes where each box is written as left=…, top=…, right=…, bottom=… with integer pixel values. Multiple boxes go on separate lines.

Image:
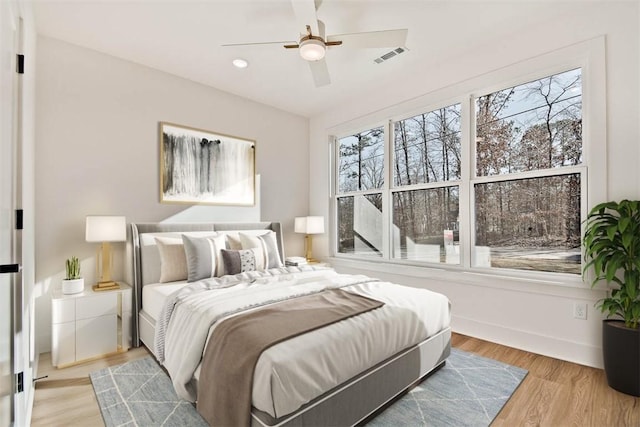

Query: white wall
left=309, top=2, right=639, bottom=368
left=34, top=37, right=310, bottom=352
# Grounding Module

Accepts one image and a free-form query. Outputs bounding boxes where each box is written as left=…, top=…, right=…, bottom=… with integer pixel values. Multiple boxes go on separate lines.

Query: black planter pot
left=602, top=319, right=640, bottom=396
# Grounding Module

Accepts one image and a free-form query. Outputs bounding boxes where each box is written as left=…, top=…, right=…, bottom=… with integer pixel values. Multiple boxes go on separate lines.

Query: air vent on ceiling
left=374, top=47, right=407, bottom=64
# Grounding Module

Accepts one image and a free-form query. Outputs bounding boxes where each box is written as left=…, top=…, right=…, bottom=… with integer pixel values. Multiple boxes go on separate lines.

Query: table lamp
left=294, top=216, right=324, bottom=263
left=86, top=215, right=126, bottom=290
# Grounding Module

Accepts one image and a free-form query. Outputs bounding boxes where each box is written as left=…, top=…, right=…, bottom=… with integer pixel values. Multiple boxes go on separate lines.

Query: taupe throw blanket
left=196, top=288, right=384, bottom=427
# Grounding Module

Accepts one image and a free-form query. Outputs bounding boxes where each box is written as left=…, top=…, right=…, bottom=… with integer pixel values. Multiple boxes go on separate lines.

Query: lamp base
left=92, top=282, right=120, bottom=292
left=95, top=280, right=118, bottom=289
left=304, top=234, right=315, bottom=263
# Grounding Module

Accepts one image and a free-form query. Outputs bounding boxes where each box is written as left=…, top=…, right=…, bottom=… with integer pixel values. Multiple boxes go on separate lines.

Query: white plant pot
left=62, top=278, right=84, bottom=295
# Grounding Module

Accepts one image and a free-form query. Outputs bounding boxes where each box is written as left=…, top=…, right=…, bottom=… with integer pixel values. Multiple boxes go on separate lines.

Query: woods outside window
left=333, top=67, right=585, bottom=276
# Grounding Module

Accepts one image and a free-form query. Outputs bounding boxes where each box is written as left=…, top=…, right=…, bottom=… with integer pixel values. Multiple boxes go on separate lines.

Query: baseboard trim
left=453, top=315, right=603, bottom=369
left=25, top=352, right=39, bottom=427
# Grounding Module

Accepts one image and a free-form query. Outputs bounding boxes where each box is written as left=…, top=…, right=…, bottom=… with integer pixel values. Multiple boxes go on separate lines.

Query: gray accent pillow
left=182, top=234, right=227, bottom=282
left=221, top=249, right=259, bottom=275
left=239, top=231, right=283, bottom=269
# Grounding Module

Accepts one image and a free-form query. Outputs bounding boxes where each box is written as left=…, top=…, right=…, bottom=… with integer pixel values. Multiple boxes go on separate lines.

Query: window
left=392, top=104, right=461, bottom=263
left=333, top=66, right=587, bottom=276
left=337, top=128, right=384, bottom=257
left=473, top=69, right=582, bottom=274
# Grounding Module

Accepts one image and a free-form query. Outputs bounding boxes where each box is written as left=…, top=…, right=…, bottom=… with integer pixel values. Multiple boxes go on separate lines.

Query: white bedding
left=142, top=281, right=188, bottom=320
left=157, top=267, right=451, bottom=419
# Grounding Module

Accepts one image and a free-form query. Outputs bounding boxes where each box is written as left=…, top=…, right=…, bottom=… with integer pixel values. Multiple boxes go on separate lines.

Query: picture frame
left=159, top=122, right=256, bottom=206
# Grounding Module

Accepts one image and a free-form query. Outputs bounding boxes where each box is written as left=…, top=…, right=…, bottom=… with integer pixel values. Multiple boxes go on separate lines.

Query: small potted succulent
left=62, top=256, right=84, bottom=294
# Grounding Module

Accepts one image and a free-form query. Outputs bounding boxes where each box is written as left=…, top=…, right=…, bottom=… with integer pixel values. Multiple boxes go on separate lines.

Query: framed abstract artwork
left=159, top=122, right=255, bottom=206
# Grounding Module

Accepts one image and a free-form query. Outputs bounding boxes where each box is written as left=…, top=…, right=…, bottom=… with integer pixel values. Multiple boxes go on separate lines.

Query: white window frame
left=329, top=37, right=606, bottom=288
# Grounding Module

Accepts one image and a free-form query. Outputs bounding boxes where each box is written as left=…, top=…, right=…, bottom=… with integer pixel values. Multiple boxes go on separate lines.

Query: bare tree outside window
left=474, top=69, right=583, bottom=273
left=476, top=68, right=582, bottom=176
left=333, top=68, right=584, bottom=276
left=338, top=128, right=384, bottom=193
left=337, top=127, right=385, bottom=256
left=391, top=103, right=462, bottom=263
left=394, top=104, right=461, bottom=186
left=393, top=187, right=460, bottom=264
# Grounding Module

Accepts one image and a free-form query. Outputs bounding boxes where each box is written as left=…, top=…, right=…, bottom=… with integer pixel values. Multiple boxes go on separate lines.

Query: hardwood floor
left=30, top=334, right=639, bottom=426
left=451, top=334, right=640, bottom=427
left=31, top=347, right=149, bottom=427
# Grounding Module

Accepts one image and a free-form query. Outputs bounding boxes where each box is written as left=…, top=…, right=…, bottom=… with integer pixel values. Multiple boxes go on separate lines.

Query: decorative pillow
left=225, top=234, right=243, bottom=250
left=182, top=234, right=227, bottom=282
left=154, top=237, right=188, bottom=283
left=239, top=231, right=283, bottom=269
left=221, top=248, right=263, bottom=275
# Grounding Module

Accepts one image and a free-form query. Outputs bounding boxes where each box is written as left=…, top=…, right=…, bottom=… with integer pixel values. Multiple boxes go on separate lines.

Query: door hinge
left=16, top=209, right=23, bottom=230
left=16, top=54, right=24, bottom=74
left=16, top=372, right=23, bottom=393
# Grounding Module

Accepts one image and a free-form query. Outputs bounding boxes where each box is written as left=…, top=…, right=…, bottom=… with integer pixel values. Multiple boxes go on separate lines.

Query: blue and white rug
left=90, top=348, right=527, bottom=426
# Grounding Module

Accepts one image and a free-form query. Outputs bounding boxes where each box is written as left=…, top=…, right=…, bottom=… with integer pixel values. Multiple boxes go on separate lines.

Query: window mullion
left=329, top=135, right=337, bottom=257
left=382, top=120, right=393, bottom=260
left=459, top=94, right=474, bottom=269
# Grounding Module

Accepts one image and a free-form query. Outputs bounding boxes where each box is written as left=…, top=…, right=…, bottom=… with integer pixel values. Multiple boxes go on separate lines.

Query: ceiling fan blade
left=222, top=40, right=297, bottom=47
left=291, top=0, right=319, bottom=36
left=308, top=59, right=330, bottom=87
left=327, top=29, right=408, bottom=48
left=284, top=44, right=300, bottom=49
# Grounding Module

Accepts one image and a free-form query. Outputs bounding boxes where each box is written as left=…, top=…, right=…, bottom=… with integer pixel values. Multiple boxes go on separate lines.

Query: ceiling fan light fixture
left=299, top=39, right=326, bottom=61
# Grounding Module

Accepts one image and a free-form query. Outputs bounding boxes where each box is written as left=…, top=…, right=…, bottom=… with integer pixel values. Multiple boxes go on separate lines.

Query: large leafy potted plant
left=583, top=199, right=640, bottom=396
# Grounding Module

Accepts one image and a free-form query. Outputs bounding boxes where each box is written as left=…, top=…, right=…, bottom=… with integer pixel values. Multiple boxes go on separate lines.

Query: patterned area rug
left=90, top=348, right=527, bottom=427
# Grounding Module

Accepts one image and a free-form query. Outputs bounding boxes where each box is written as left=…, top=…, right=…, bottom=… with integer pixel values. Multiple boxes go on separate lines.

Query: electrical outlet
left=573, top=302, right=587, bottom=320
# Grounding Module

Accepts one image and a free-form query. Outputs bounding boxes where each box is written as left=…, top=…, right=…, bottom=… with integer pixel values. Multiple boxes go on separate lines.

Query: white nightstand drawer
left=76, top=314, right=117, bottom=360
left=120, top=289, right=132, bottom=313
left=76, top=293, right=117, bottom=320
left=52, top=299, right=75, bottom=324
left=52, top=322, right=75, bottom=367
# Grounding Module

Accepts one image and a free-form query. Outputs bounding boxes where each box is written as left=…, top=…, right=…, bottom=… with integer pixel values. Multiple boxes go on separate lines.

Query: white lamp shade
left=295, top=216, right=324, bottom=234
left=85, top=216, right=126, bottom=242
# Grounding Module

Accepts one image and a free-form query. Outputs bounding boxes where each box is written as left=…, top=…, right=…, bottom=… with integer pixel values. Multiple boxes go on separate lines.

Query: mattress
left=142, top=281, right=188, bottom=320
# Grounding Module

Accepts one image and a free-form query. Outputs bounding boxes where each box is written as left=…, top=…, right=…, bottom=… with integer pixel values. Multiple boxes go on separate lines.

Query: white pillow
left=154, top=237, right=188, bottom=283
left=239, top=231, right=283, bottom=269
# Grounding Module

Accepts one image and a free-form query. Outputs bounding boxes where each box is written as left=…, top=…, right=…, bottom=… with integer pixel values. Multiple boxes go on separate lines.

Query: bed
left=126, top=221, right=451, bottom=426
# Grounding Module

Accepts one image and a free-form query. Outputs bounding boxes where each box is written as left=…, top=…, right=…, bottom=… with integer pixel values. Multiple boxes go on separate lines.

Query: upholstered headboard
left=126, top=221, right=284, bottom=347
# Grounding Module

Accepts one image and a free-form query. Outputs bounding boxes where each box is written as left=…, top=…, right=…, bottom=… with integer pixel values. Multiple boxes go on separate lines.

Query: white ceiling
left=32, top=0, right=568, bottom=118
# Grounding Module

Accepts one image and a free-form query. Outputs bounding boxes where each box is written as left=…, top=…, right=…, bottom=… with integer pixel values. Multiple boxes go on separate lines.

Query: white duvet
left=156, top=267, right=450, bottom=419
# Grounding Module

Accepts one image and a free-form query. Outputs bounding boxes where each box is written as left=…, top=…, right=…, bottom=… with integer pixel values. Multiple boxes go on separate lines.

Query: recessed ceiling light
left=232, top=58, right=249, bottom=69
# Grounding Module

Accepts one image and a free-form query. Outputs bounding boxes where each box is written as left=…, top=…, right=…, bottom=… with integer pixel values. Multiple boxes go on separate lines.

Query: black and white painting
left=160, top=122, right=255, bottom=205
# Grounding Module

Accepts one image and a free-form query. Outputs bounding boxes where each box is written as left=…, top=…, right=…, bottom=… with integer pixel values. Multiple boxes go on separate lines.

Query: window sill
left=327, top=256, right=604, bottom=299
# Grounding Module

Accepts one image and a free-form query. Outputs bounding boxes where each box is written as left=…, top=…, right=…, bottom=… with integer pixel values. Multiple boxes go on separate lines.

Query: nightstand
left=51, top=282, right=132, bottom=368
left=309, top=261, right=330, bottom=268
left=285, top=256, right=330, bottom=268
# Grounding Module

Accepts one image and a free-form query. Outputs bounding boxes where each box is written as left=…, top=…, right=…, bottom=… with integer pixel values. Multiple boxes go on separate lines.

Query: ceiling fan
left=222, top=0, right=408, bottom=87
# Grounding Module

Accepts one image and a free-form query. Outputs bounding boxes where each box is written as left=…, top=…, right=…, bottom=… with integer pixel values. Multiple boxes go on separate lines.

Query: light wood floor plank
left=31, top=334, right=640, bottom=426
left=31, top=347, right=149, bottom=427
